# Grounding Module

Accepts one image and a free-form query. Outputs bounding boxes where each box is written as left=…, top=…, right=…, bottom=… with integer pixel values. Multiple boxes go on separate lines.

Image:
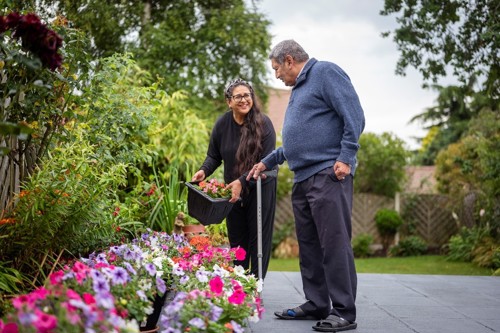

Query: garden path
left=246, top=272, right=500, bottom=333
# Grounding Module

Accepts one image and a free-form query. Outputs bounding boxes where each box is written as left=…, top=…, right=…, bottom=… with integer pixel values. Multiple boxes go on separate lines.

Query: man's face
left=271, top=58, right=295, bottom=87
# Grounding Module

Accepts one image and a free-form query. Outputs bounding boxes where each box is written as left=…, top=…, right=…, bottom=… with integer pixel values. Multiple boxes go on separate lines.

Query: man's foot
left=312, top=315, right=357, bottom=332
left=274, top=306, right=319, bottom=320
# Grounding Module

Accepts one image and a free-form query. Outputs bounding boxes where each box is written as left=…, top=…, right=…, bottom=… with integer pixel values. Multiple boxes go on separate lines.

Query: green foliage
left=148, top=164, right=188, bottom=234
left=272, top=219, right=295, bottom=255
left=352, top=233, right=374, bottom=258
left=410, top=84, right=494, bottom=165
left=472, top=237, right=500, bottom=270
left=79, top=54, right=158, bottom=167
left=435, top=109, right=500, bottom=230
left=0, top=17, right=90, bottom=164
left=0, top=261, right=24, bottom=295
left=390, top=236, right=428, bottom=257
left=0, top=129, right=137, bottom=286
left=275, top=135, right=293, bottom=199
left=375, top=208, right=404, bottom=236
left=27, top=0, right=273, bottom=101
left=446, top=225, right=499, bottom=271
left=355, top=132, right=409, bottom=197
left=445, top=226, right=489, bottom=262
left=149, top=90, right=210, bottom=178
left=381, top=0, right=498, bottom=100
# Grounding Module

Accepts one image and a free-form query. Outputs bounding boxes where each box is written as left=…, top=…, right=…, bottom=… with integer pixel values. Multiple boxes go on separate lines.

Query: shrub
left=390, top=236, right=428, bottom=257
left=375, top=208, right=404, bottom=254
left=352, top=233, right=374, bottom=258
left=375, top=209, right=404, bottom=235
left=445, top=226, right=489, bottom=262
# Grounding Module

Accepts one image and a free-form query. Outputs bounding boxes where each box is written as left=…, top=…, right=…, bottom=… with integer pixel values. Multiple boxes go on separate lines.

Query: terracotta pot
left=182, top=224, right=207, bottom=239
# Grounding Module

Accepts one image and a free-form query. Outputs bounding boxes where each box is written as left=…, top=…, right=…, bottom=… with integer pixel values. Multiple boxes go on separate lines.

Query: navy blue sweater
left=262, top=58, right=365, bottom=182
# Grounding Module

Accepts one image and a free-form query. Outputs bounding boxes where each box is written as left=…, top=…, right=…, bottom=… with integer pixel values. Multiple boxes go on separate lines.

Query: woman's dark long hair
left=225, top=79, right=264, bottom=176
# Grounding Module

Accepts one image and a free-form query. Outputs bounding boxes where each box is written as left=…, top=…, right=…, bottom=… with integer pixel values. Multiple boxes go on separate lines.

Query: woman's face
left=227, top=85, right=253, bottom=122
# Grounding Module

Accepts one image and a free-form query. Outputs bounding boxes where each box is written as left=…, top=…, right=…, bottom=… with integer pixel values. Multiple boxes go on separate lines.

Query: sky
left=252, top=0, right=452, bottom=150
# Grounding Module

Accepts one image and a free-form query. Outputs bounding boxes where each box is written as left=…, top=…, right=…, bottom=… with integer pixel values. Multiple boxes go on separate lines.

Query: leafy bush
left=355, top=132, right=409, bottom=197
left=445, top=226, right=489, bottom=262
left=471, top=236, right=500, bottom=270
left=390, top=236, right=428, bottom=257
left=375, top=209, right=404, bottom=235
left=375, top=208, right=404, bottom=254
left=352, top=233, right=374, bottom=258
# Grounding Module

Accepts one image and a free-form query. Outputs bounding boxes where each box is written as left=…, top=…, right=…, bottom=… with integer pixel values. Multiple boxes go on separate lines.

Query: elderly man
left=248, top=39, right=365, bottom=332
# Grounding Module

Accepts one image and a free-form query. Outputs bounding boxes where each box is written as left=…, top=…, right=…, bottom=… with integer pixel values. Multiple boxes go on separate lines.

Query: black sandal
left=274, top=306, right=319, bottom=320
left=312, top=315, right=357, bottom=332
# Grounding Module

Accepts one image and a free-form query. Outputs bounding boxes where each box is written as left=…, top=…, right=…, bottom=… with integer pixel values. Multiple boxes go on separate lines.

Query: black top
left=200, top=110, right=276, bottom=192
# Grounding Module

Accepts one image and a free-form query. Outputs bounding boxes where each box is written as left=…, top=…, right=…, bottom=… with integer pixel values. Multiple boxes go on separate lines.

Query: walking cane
left=257, top=174, right=263, bottom=286
left=256, top=169, right=277, bottom=298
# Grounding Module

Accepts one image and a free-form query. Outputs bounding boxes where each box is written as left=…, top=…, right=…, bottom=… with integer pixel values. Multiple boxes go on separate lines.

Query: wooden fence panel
left=401, top=194, right=457, bottom=247
left=352, top=193, right=393, bottom=243
left=273, top=192, right=457, bottom=249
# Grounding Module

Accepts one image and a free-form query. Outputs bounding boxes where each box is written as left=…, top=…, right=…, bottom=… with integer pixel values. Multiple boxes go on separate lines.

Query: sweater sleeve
left=322, top=65, right=365, bottom=166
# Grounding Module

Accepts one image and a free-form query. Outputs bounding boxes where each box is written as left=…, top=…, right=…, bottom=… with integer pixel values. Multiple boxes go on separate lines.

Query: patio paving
left=246, top=271, right=500, bottom=333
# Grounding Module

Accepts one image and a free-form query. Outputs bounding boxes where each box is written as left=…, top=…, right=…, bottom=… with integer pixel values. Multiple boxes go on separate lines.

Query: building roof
left=404, top=165, right=437, bottom=194
left=266, top=87, right=291, bottom=132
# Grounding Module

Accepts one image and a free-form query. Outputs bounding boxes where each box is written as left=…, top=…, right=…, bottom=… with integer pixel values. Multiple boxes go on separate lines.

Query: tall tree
left=17, top=0, right=272, bottom=101
left=380, top=0, right=499, bottom=101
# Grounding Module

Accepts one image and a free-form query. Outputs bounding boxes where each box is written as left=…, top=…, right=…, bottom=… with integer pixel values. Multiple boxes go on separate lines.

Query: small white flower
left=257, top=279, right=264, bottom=293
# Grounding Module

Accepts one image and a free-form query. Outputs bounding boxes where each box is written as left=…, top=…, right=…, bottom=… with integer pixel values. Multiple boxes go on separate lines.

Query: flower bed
left=0, top=231, right=263, bottom=333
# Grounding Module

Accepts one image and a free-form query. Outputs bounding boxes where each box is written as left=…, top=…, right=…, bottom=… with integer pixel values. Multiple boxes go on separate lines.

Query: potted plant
left=184, top=178, right=234, bottom=226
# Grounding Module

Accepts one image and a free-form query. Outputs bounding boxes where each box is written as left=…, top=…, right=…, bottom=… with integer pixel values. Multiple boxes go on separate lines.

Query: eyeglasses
left=231, top=93, right=252, bottom=102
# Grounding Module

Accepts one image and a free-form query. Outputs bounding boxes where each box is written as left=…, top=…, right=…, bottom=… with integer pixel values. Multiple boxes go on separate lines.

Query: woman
left=192, top=78, right=277, bottom=279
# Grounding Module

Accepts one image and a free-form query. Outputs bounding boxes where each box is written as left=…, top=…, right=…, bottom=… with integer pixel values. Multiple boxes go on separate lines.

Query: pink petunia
left=0, top=321, right=19, bottom=333
left=34, top=309, right=57, bottom=331
left=49, top=270, right=64, bottom=285
left=12, top=294, right=33, bottom=310
left=66, top=289, right=81, bottom=301
left=228, top=289, right=246, bottom=305
left=234, top=247, right=246, bottom=261
left=30, top=287, right=49, bottom=301
left=83, top=293, right=96, bottom=305
left=209, top=276, right=224, bottom=295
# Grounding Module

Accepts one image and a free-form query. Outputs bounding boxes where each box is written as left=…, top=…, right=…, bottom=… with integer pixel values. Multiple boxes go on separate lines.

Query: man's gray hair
left=269, top=39, right=309, bottom=64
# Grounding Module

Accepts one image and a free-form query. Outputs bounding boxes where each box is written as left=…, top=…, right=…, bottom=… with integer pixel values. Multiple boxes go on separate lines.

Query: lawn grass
left=268, top=255, right=493, bottom=276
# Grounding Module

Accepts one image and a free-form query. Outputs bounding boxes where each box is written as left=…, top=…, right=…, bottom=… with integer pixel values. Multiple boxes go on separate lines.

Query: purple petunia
left=144, top=263, right=156, bottom=276
left=188, top=317, right=206, bottom=329
left=111, top=267, right=129, bottom=285
left=210, top=304, right=223, bottom=321
left=156, top=276, right=167, bottom=294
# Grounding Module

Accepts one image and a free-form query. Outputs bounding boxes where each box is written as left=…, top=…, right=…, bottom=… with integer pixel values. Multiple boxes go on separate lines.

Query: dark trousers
left=226, top=178, right=277, bottom=279
left=292, top=167, right=357, bottom=322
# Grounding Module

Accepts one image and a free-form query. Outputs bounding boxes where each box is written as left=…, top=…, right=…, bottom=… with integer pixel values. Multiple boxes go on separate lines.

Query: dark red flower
left=3, top=12, right=63, bottom=71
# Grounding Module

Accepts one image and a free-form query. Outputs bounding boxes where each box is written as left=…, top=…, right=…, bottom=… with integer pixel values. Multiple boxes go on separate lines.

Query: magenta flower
left=209, top=276, right=224, bottom=295
left=234, top=247, right=246, bottom=261
left=33, top=309, right=57, bottom=331
left=228, top=289, right=246, bottom=305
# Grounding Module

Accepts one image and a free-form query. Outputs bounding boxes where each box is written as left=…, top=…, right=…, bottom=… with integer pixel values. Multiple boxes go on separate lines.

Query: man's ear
left=285, top=55, right=294, bottom=68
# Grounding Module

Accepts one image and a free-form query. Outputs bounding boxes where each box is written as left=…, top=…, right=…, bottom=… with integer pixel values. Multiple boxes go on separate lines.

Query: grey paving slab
left=246, top=272, right=500, bottom=333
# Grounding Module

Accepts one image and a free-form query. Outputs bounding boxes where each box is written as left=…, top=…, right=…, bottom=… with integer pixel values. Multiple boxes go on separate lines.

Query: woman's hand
left=226, top=179, right=242, bottom=203
left=191, top=170, right=206, bottom=182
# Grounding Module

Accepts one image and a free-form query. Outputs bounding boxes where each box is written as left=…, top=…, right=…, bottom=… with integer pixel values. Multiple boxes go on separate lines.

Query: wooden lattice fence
left=400, top=193, right=458, bottom=248
left=273, top=192, right=458, bottom=249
